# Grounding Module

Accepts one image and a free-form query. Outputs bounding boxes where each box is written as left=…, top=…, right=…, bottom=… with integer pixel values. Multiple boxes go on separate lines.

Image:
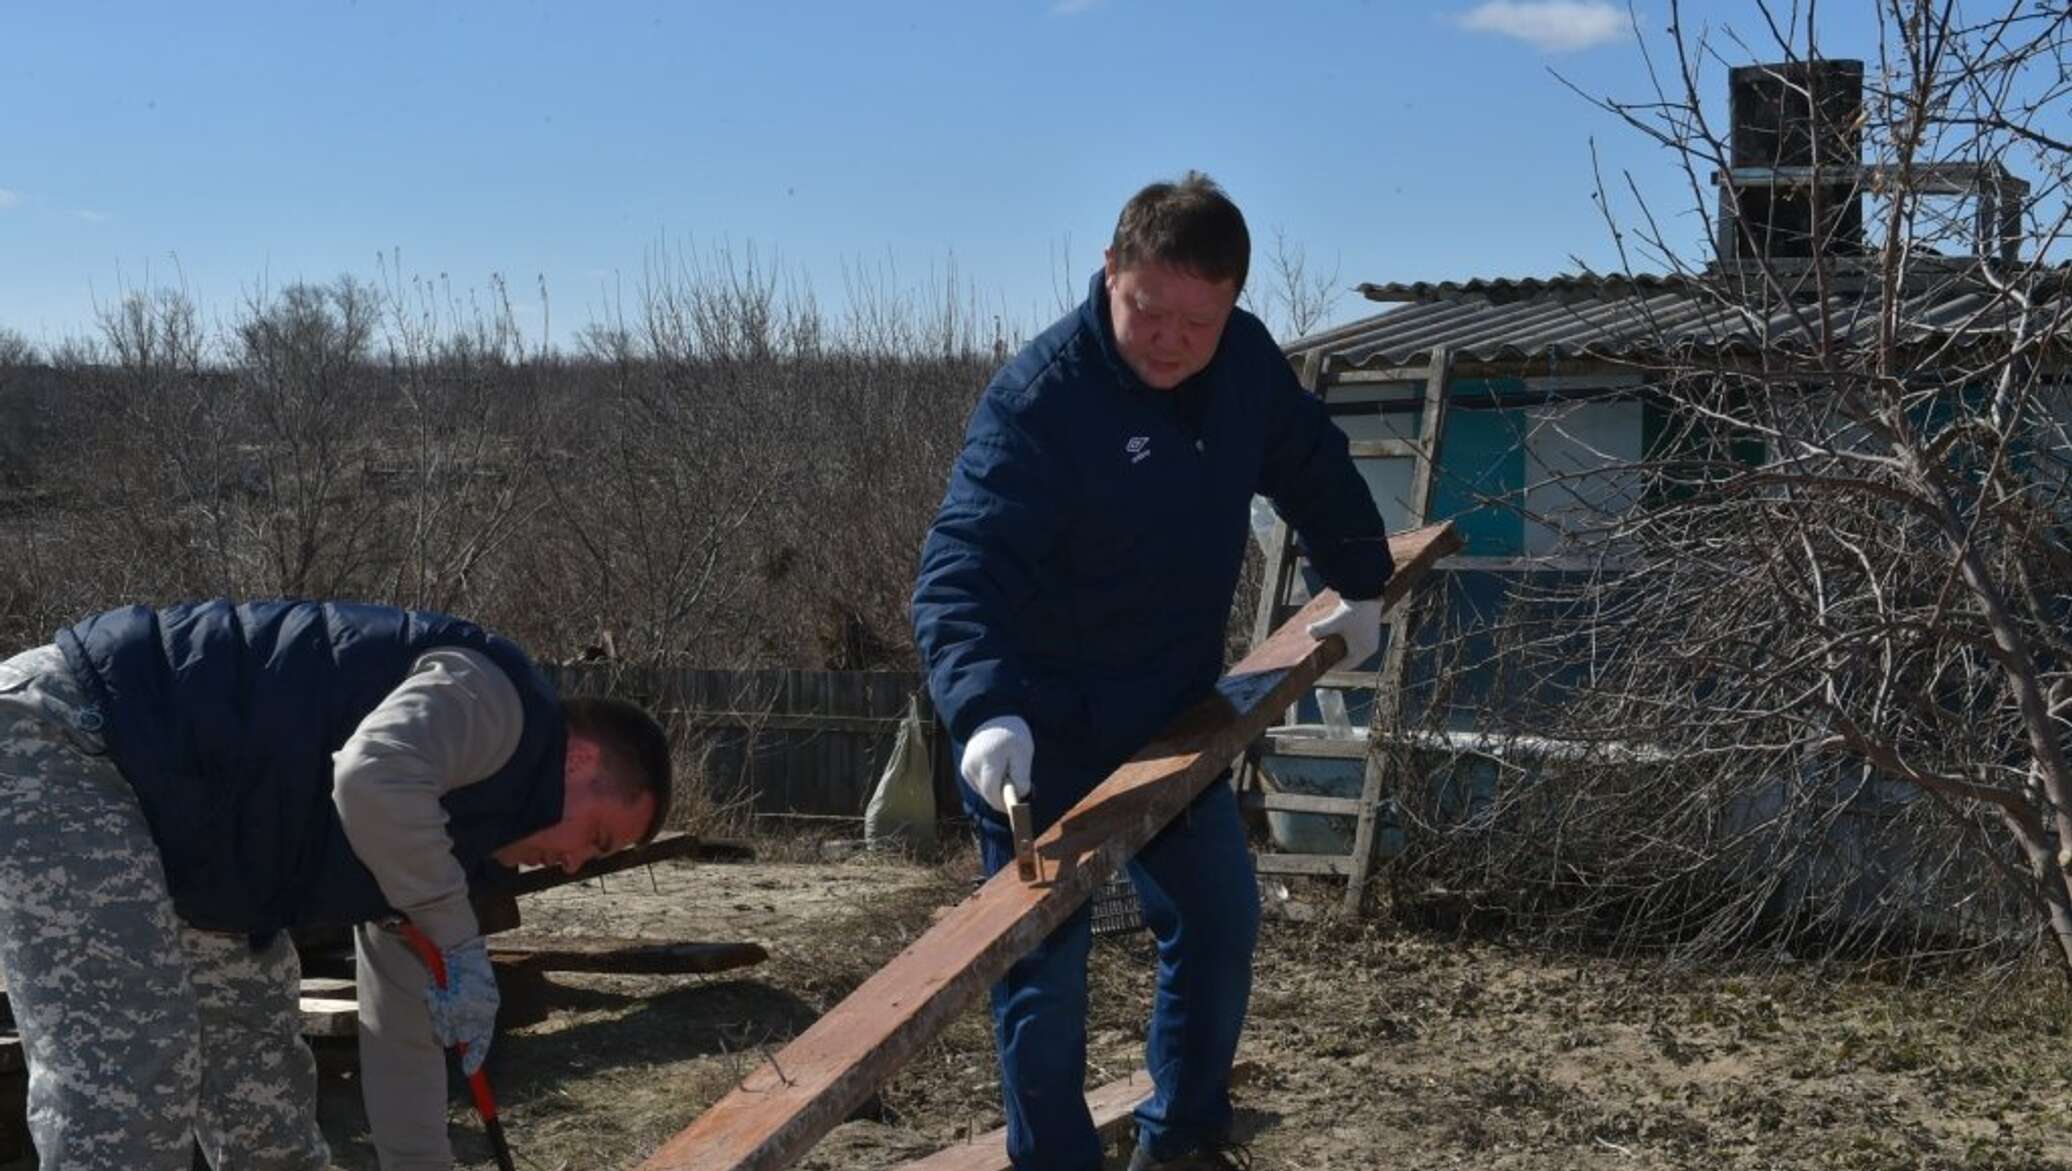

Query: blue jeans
left=963, top=760, right=1260, bottom=1171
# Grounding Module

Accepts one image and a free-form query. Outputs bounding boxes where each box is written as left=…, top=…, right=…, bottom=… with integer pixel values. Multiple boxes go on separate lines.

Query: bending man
left=0, top=598, right=671, bottom=1170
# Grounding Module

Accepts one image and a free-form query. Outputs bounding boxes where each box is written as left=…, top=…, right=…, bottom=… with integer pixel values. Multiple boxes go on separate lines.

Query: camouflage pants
left=0, top=647, right=331, bottom=1170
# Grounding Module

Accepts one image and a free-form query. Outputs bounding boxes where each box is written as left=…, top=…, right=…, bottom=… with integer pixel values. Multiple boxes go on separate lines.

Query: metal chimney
left=1721, top=59, right=1866, bottom=261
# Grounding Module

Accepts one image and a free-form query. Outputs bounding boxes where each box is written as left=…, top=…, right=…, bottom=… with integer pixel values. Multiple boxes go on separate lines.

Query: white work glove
left=422, top=937, right=500, bottom=1076
left=961, top=715, right=1034, bottom=815
left=1307, top=596, right=1385, bottom=668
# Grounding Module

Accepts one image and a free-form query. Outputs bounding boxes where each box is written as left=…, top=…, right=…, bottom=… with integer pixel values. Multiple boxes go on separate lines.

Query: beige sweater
left=332, top=646, right=529, bottom=1171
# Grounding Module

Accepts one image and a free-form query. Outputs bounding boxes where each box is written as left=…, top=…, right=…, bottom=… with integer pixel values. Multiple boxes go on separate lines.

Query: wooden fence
left=547, top=665, right=959, bottom=822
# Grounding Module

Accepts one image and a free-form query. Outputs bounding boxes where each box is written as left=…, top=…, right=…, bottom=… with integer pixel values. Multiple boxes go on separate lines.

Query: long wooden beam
left=636, top=523, right=1460, bottom=1171
left=496, top=833, right=756, bottom=898
left=887, top=1061, right=1255, bottom=1171
left=489, top=937, right=768, bottom=975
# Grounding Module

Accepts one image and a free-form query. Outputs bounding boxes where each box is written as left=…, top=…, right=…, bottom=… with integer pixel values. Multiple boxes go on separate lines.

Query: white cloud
left=74, top=209, right=108, bottom=223
left=0, top=189, right=19, bottom=211
left=1051, top=0, right=1103, bottom=14
left=1458, top=1, right=1629, bottom=53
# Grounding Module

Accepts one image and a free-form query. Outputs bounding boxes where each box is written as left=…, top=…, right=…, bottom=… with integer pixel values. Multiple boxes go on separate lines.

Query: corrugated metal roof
left=1294, top=269, right=2072, bottom=371
left=1355, top=273, right=1699, bottom=305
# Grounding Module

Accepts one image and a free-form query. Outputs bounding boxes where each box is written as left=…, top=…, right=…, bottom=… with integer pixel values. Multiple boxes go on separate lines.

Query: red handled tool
left=399, top=922, right=517, bottom=1171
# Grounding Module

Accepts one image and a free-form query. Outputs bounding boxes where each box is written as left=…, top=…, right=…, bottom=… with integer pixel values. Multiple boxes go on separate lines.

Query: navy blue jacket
left=56, top=600, right=568, bottom=935
left=912, top=271, right=1391, bottom=777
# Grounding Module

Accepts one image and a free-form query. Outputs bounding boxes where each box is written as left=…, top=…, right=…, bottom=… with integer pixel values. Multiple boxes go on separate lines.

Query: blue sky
left=0, top=2, right=1905, bottom=353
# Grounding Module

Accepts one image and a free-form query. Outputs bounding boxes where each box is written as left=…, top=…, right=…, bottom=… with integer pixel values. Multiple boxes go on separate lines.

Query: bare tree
left=1461, top=2, right=2072, bottom=976
left=0, top=328, right=39, bottom=488
left=514, top=247, right=794, bottom=665
left=1244, top=227, right=1347, bottom=341
left=73, top=286, right=247, bottom=594
left=0, top=327, right=33, bottom=370
left=230, top=279, right=388, bottom=596
left=373, top=266, right=555, bottom=619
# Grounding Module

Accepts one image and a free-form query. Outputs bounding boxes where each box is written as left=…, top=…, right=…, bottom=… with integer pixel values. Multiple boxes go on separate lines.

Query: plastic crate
left=966, top=870, right=1142, bottom=937
left=1091, top=876, right=1143, bottom=937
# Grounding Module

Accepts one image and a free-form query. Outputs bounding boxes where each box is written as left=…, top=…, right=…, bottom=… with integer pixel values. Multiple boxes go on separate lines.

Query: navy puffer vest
left=55, top=600, right=567, bottom=934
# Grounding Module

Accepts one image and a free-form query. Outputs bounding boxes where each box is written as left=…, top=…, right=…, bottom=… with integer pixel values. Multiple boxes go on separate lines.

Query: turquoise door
left=1430, top=407, right=1527, bottom=555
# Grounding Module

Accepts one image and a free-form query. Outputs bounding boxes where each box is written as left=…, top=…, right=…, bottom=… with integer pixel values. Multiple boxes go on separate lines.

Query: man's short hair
left=563, top=696, right=673, bottom=842
left=1109, top=171, right=1251, bottom=295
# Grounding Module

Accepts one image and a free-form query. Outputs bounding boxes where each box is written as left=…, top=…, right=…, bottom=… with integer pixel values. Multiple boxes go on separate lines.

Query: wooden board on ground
left=636, top=524, right=1459, bottom=1171
left=299, top=977, right=360, bottom=1038
left=296, top=834, right=757, bottom=976
left=889, top=1060, right=1256, bottom=1171
left=0, top=1037, right=20, bottom=1164
left=498, top=833, right=756, bottom=898
left=489, top=937, right=769, bottom=975
left=291, top=936, right=767, bottom=1037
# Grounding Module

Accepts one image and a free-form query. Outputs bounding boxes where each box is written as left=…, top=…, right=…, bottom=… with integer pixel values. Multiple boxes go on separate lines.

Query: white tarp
left=864, top=692, right=937, bottom=851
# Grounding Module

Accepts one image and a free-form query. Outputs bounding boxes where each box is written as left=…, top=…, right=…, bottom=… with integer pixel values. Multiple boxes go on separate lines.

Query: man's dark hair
left=1109, top=171, right=1251, bottom=295
left=563, top=696, right=673, bottom=843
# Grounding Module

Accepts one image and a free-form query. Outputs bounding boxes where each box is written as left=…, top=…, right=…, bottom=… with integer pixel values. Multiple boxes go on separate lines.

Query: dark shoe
left=1125, top=1139, right=1253, bottom=1170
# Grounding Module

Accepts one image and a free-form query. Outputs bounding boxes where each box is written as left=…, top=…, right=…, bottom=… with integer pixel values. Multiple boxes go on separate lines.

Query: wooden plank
left=1248, top=791, right=1365, bottom=816
left=496, top=833, right=755, bottom=898
left=667, top=710, right=911, bottom=735
left=1330, top=366, right=1434, bottom=385
left=1258, top=735, right=1369, bottom=760
left=489, top=938, right=768, bottom=975
left=888, top=1061, right=1256, bottom=1171
left=825, top=673, right=844, bottom=814
left=476, top=890, right=524, bottom=936
left=1253, top=853, right=1358, bottom=877
left=711, top=671, right=750, bottom=806
left=1314, top=669, right=1383, bottom=692
left=840, top=672, right=865, bottom=813
left=1, top=975, right=379, bottom=1041
left=289, top=938, right=766, bottom=1038
left=299, top=997, right=359, bottom=1037
left=1520, top=373, right=1647, bottom=393
left=785, top=669, right=807, bottom=814
left=297, top=976, right=362, bottom=1037
left=635, top=524, right=1458, bottom=1171
left=1346, top=438, right=1420, bottom=460
left=812, top=671, right=832, bottom=813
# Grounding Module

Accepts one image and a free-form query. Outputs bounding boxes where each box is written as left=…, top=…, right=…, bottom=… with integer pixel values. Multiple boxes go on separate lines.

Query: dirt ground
left=303, top=846, right=2072, bottom=1171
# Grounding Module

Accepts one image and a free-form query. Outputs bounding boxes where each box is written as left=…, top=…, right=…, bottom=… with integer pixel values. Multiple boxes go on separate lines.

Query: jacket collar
left=1080, top=267, right=1148, bottom=394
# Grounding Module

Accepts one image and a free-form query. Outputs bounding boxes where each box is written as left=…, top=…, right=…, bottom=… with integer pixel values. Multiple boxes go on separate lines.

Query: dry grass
left=274, top=847, right=2072, bottom=1170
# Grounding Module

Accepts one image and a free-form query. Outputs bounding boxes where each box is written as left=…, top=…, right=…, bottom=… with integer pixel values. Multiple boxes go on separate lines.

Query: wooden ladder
left=1247, top=344, right=1452, bottom=914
